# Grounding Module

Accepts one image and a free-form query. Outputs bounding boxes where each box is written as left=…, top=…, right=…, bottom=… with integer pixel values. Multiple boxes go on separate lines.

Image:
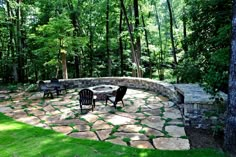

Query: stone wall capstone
left=44, top=77, right=178, bottom=102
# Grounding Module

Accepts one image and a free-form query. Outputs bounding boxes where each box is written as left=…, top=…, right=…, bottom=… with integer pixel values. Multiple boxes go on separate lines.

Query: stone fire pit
left=88, top=84, right=119, bottom=100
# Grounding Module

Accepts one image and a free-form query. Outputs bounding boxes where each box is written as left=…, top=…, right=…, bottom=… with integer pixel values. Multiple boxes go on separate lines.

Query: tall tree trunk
left=119, top=6, right=124, bottom=76
left=61, top=52, right=68, bottom=79
left=59, top=39, right=68, bottom=79
left=182, top=6, right=188, bottom=53
left=68, top=0, right=80, bottom=78
left=166, top=0, right=177, bottom=65
left=154, top=3, right=164, bottom=80
left=133, top=0, right=142, bottom=77
left=16, top=0, right=24, bottom=82
left=141, top=12, right=151, bottom=78
left=224, top=0, right=236, bottom=154
left=120, top=0, right=141, bottom=77
left=106, top=0, right=111, bottom=76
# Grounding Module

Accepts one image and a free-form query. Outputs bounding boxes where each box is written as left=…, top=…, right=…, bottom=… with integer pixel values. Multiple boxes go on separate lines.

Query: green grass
left=0, top=113, right=227, bottom=157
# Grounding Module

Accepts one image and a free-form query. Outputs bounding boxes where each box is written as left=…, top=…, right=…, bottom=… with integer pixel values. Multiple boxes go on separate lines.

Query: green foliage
left=176, top=0, right=231, bottom=93
left=7, top=84, right=18, bottom=93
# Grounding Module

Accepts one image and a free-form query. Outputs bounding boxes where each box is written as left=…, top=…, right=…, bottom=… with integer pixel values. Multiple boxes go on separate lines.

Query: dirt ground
left=185, top=126, right=224, bottom=150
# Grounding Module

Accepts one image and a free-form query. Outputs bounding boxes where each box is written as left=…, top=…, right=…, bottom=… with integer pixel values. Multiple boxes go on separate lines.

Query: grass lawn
left=0, top=113, right=227, bottom=157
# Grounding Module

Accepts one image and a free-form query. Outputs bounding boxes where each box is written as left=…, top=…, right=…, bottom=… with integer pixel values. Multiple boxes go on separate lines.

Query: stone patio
left=0, top=88, right=190, bottom=150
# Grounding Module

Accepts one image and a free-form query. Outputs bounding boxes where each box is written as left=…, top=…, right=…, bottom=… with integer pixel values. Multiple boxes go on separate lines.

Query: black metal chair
left=79, top=89, right=95, bottom=113
left=50, top=78, right=68, bottom=95
left=38, top=80, right=55, bottom=98
left=106, top=86, right=127, bottom=109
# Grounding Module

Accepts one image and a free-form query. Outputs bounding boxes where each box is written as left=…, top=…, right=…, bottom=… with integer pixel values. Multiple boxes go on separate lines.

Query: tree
left=224, top=0, right=236, bottom=154
left=34, top=14, right=73, bottom=79
left=166, top=0, right=177, bottom=66
left=120, top=0, right=141, bottom=77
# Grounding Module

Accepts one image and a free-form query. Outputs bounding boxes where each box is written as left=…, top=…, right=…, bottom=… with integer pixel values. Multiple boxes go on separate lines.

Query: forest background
left=0, top=0, right=231, bottom=93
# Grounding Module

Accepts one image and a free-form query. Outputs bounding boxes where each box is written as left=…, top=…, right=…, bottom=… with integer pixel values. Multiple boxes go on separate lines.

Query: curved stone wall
left=46, top=77, right=178, bottom=102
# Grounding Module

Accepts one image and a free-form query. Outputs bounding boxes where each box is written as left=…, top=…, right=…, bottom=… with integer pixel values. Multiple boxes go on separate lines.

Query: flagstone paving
left=0, top=88, right=190, bottom=150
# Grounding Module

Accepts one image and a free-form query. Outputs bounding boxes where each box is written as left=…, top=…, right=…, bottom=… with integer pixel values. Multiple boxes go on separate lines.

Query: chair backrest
left=50, top=78, right=59, bottom=83
left=79, top=89, right=94, bottom=105
left=38, top=80, right=47, bottom=90
left=50, top=78, right=61, bottom=87
left=115, top=86, right=127, bottom=102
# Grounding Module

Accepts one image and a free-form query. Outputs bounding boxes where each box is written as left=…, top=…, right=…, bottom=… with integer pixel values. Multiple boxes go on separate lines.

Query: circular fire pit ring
left=88, top=84, right=119, bottom=100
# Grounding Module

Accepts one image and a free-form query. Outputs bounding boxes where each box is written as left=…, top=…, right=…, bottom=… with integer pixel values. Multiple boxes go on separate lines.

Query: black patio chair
left=106, top=86, right=127, bottom=109
left=38, top=80, right=55, bottom=98
left=50, top=78, right=67, bottom=95
left=79, top=89, right=95, bottom=113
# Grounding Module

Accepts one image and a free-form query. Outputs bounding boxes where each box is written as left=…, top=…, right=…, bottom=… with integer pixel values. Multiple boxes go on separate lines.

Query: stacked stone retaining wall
left=44, top=77, right=178, bottom=103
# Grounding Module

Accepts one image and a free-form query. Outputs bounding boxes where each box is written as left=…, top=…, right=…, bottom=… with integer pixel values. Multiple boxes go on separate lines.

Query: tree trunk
left=154, top=3, right=164, bottom=80
left=16, top=0, right=24, bottom=82
left=182, top=6, right=188, bottom=53
left=120, top=0, right=141, bottom=77
left=74, top=55, right=80, bottom=78
left=224, top=0, right=236, bottom=154
left=119, top=6, right=124, bottom=76
left=141, top=12, right=151, bottom=78
left=61, top=52, right=68, bottom=79
left=106, top=0, right=111, bottom=76
left=59, top=39, right=68, bottom=79
left=67, top=0, right=80, bottom=78
left=166, top=0, right=177, bottom=65
left=133, top=0, right=142, bottom=77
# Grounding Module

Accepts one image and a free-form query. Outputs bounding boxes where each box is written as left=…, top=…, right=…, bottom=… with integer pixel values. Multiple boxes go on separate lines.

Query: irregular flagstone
left=153, top=137, right=190, bottom=150
left=115, top=112, right=137, bottom=119
left=113, top=132, right=148, bottom=141
left=140, top=105, right=150, bottom=111
left=92, top=120, right=113, bottom=130
left=69, top=131, right=98, bottom=140
left=39, top=115, right=61, bottom=124
left=165, top=126, right=186, bottom=137
left=74, top=124, right=90, bottom=132
left=60, top=109, right=75, bottom=120
left=142, top=127, right=164, bottom=137
left=48, top=110, right=61, bottom=115
left=96, top=129, right=112, bottom=140
left=4, top=112, right=14, bottom=117
left=143, top=109, right=161, bottom=116
left=163, top=108, right=182, bottom=119
left=105, top=138, right=127, bottom=146
left=44, top=105, right=55, bottom=112
left=118, top=125, right=142, bottom=133
left=130, top=140, right=154, bottom=149
left=35, top=123, right=50, bottom=129
left=105, top=115, right=136, bottom=125
left=1, top=88, right=189, bottom=150
left=52, top=119, right=87, bottom=126
left=124, top=106, right=139, bottom=113
left=166, top=119, right=183, bottom=125
left=158, top=96, right=169, bottom=102
left=146, top=103, right=163, bottom=109
left=81, top=113, right=99, bottom=123
left=12, top=109, right=28, bottom=118
left=16, top=116, right=41, bottom=125
left=133, top=113, right=146, bottom=120
left=141, top=116, right=165, bottom=129
left=28, top=109, right=45, bottom=116
left=162, top=101, right=175, bottom=108
left=52, top=126, right=72, bottom=134
left=0, top=106, right=13, bottom=113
